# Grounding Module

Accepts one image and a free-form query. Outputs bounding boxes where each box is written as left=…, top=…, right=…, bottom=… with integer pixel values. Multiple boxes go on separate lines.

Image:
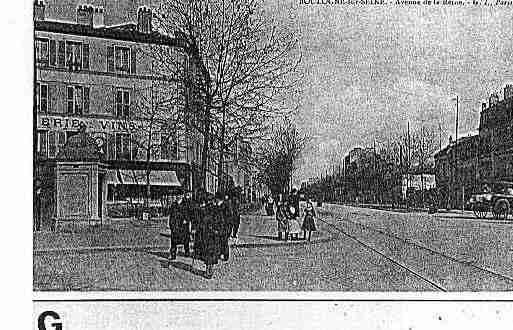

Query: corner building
left=34, top=2, right=215, bottom=210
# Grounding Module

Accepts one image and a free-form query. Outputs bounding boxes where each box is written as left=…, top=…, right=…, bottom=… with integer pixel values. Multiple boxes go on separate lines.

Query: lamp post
left=454, top=95, right=459, bottom=210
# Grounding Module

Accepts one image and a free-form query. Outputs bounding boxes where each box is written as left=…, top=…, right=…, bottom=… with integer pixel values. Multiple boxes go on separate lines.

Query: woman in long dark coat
left=276, top=201, right=289, bottom=240
left=195, top=198, right=223, bottom=279
left=302, top=200, right=317, bottom=241
left=168, top=198, right=190, bottom=259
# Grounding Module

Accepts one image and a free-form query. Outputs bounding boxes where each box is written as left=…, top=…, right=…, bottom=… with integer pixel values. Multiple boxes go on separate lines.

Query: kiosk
left=54, top=125, right=108, bottom=228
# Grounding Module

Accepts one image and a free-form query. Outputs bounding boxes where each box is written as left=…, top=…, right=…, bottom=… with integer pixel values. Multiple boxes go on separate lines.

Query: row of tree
left=304, top=125, right=441, bottom=207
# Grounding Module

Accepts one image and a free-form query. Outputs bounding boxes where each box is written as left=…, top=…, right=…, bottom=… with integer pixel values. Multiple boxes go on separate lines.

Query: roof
left=35, top=20, right=189, bottom=49
left=56, top=130, right=102, bottom=161
left=434, top=134, right=479, bottom=158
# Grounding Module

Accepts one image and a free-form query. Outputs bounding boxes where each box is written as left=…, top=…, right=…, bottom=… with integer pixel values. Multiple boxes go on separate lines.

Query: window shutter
left=57, top=132, right=66, bottom=156
left=67, top=86, right=74, bottom=114
left=107, top=46, right=114, bottom=72
left=111, top=86, right=117, bottom=116
left=83, top=86, right=90, bottom=114
left=107, top=134, right=115, bottom=160
left=49, top=40, right=56, bottom=66
left=130, top=47, right=137, bottom=74
left=48, top=131, right=56, bottom=158
left=49, top=83, right=58, bottom=113
left=82, top=44, right=89, bottom=70
left=57, top=41, right=65, bottom=67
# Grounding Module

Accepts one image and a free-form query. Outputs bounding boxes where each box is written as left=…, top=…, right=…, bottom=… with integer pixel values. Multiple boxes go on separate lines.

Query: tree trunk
left=199, top=99, right=212, bottom=192
left=217, top=104, right=226, bottom=193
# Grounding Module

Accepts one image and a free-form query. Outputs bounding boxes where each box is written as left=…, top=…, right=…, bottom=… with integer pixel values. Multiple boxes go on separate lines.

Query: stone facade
left=34, top=2, right=215, bottom=197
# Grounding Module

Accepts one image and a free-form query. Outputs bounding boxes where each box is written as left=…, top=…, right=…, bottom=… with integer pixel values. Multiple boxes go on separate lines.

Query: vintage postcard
left=28, top=0, right=513, bottom=327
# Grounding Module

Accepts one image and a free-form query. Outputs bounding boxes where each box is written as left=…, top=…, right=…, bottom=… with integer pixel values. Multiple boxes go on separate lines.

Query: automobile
left=468, top=181, right=513, bottom=220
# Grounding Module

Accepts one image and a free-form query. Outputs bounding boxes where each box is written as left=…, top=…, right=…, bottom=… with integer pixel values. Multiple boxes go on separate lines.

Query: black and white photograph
left=30, top=0, right=513, bottom=295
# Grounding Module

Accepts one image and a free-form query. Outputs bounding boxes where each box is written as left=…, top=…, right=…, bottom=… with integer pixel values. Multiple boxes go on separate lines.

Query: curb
left=33, top=233, right=335, bottom=255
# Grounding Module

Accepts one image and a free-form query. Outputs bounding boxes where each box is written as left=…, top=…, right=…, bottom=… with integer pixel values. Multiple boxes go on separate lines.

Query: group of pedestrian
left=167, top=188, right=241, bottom=279
left=275, top=189, right=318, bottom=242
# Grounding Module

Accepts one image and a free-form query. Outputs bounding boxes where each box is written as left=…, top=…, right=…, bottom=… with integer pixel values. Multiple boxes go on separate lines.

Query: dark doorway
left=98, top=173, right=104, bottom=220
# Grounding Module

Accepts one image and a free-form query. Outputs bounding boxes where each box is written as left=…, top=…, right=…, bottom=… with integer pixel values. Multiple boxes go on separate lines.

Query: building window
left=67, top=85, right=90, bottom=115
left=161, top=131, right=179, bottom=160
left=36, top=83, right=48, bottom=113
left=35, top=38, right=49, bottom=66
left=57, top=41, right=65, bottom=67
left=115, top=46, right=130, bottom=73
left=66, top=41, right=82, bottom=71
left=37, top=130, right=48, bottom=158
left=115, top=133, right=131, bottom=160
left=116, top=89, right=130, bottom=118
left=49, top=40, right=57, bottom=67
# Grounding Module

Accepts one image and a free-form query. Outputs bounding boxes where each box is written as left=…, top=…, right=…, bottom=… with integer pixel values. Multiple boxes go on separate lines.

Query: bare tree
left=112, top=53, right=186, bottom=210
left=152, top=0, right=302, bottom=191
left=256, top=119, right=307, bottom=196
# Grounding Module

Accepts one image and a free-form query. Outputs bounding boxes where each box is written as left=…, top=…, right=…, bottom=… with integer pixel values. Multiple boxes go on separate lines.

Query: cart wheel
left=473, top=205, right=488, bottom=219
left=493, top=199, right=510, bottom=221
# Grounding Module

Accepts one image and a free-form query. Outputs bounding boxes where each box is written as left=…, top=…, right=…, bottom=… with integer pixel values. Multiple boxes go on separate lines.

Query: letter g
left=38, top=311, right=62, bottom=330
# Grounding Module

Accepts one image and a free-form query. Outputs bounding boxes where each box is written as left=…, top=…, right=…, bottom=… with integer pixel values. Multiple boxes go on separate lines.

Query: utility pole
left=454, top=95, right=459, bottom=210
left=407, top=122, right=411, bottom=209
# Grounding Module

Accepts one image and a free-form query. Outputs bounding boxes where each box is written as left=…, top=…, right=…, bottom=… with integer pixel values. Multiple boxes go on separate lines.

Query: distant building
left=435, top=84, right=513, bottom=208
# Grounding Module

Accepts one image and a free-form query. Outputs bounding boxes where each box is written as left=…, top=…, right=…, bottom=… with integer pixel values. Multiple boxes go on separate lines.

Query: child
left=288, top=205, right=301, bottom=240
left=276, top=201, right=289, bottom=240
left=302, top=200, right=317, bottom=241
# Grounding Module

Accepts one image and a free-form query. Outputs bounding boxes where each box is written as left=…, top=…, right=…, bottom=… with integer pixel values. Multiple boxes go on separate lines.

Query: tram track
left=317, top=215, right=513, bottom=291
left=316, top=217, right=448, bottom=291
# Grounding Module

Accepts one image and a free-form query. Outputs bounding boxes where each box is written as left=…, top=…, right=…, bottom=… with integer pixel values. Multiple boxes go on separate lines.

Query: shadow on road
left=435, top=214, right=513, bottom=224
left=147, top=250, right=206, bottom=278
left=249, top=234, right=283, bottom=241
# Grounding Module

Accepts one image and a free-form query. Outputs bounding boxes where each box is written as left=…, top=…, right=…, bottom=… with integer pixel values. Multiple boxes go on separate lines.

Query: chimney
left=77, top=5, right=94, bottom=27
left=504, top=84, right=513, bottom=100
left=93, top=7, right=105, bottom=28
left=34, top=0, right=45, bottom=21
left=137, top=6, right=152, bottom=34
left=489, top=92, right=499, bottom=107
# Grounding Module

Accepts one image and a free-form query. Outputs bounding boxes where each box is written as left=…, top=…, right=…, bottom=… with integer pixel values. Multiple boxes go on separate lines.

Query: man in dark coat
left=216, top=192, right=232, bottom=261
left=168, top=195, right=191, bottom=260
left=195, top=195, right=223, bottom=278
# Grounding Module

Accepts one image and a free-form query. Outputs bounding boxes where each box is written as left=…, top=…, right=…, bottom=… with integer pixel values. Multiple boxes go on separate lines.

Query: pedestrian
left=289, top=188, right=300, bottom=217
left=231, top=188, right=241, bottom=238
left=266, top=195, right=275, bottom=216
left=276, top=200, right=289, bottom=240
left=302, top=199, right=317, bottom=241
left=218, top=192, right=232, bottom=261
left=34, top=179, right=42, bottom=232
left=287, top=203, right=301, bottom=240
left=168, top=194, right=191, bottom=260
left=195, top=195, right=222, bottom=279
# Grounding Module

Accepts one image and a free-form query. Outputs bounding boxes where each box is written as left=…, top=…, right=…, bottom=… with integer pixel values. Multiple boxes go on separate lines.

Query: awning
left=106, top=170, right=181, bottom=187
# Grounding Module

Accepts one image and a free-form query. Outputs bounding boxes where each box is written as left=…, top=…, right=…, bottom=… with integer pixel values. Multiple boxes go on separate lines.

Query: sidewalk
left=34, top=211, right=331, bottom=254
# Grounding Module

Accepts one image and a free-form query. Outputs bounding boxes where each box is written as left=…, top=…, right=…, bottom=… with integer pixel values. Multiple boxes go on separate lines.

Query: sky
left=41, top=1, right=513, bottom=185
left=289, top=3, right=513, bottom=185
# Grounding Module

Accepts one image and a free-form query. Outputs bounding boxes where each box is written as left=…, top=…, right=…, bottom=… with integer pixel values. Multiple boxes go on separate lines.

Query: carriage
left=469, top=181, right=513, bottom=220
